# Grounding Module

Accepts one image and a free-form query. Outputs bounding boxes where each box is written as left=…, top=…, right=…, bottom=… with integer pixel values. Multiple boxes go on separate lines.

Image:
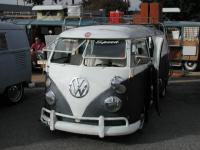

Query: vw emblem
left=69, top=77, right=89, bottom=98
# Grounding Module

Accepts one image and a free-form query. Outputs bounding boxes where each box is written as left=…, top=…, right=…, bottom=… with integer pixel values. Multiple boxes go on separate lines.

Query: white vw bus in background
left=41, top=25, right=169, bottom=138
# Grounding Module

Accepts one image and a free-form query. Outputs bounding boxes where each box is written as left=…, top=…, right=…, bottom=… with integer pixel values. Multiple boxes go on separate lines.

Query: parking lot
left=0, top=76, right=200, bottom=150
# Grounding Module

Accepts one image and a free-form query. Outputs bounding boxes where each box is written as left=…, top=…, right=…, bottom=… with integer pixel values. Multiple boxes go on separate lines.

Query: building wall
left=37, top=11, right=64, bottom=20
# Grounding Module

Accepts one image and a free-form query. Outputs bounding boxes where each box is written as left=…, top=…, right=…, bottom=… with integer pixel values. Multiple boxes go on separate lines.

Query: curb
left=169, top=78, right=200, bottom=84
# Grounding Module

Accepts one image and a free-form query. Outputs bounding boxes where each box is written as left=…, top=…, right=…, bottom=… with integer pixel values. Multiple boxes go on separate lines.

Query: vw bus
left=41, top=25, right=169, bottom=138
left=0, top=22, right=31, bottom=104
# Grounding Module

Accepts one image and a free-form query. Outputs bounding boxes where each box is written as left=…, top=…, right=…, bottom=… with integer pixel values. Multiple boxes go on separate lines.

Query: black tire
left=160, top=85, right=166, bottom=98
left=139, top=112, right=145, bottom=130
left=138, top=106, right=147, bottom=131
left=5, top=83, right=24, bottom=104
left=159, top=79, right=167, bottom=98
left=184, top=61, right=198, bottom=71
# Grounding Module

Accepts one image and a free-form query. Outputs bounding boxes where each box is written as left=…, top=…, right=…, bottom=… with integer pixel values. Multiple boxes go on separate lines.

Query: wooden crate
left=182, top=40, right=199, bottom=61
left=169, top=47, right=182, bottom=60
left=168, top=39, right=181, bottom=46
left=182, top=40, right=199, bottom=46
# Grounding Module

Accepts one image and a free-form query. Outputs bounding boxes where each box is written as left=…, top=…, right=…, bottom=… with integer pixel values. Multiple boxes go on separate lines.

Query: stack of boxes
left=133, top=2, right=160, bottom=24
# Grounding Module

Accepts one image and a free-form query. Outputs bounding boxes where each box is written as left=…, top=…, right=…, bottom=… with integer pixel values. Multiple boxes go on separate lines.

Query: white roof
left=59, top=25, right=158, bottom=39
left=162, top=8, right=181, bottom=13
left=32, top=5, right=67, bottom=11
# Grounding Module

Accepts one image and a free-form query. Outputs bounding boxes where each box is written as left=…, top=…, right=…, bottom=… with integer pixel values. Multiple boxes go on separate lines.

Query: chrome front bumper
left=41, top=107, right=141, bottom=138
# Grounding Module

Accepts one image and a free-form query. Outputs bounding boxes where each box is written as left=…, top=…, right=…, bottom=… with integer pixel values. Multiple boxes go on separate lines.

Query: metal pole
left=72, top=0, right=75, bottom=5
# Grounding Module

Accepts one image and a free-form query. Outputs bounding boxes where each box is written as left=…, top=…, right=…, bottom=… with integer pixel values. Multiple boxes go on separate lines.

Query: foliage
left=141, top=0, right=200, bottom=21
left=82, top=0, right=129, bottom=15
left=160, top=0, right=200, bottom=20
left=24, top=0, right=44, bottom=5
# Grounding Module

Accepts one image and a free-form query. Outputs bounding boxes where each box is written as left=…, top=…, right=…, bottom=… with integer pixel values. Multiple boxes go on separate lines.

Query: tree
left=82, top=0, right=129, bottom=15
left=25, top=0, right=44, bottom=5
left=141, top=0, right=200, bottom=20
left=158, top=0, right=200, bottom=20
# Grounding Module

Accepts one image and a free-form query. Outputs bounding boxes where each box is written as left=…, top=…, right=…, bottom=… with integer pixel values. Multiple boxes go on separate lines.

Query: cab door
left=0, top=32, right=8, bottom=92
left=151, top=36, right=164, bottom=115
left=127, top=39, right=152, bottom=121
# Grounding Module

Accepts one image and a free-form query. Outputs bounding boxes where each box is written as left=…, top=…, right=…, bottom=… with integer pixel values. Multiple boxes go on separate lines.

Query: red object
left=31, top=40, right=46, bottom=66
left=150, top=3, right=160, bottom=24
left=31, top=41, right=45, bottom=51
left=109, top=11, right=124, bottom=24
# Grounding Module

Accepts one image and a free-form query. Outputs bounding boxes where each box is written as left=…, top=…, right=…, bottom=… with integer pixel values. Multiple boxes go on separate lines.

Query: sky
left=0, top=0, right=141, bottom=10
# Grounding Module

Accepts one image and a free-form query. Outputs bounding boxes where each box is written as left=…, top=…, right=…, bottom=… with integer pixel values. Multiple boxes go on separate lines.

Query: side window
left=137, top=41, right=149, bottom=56
left=131, top=40, right=150, bottom=66
left=0, top=33, right=8, bottom=50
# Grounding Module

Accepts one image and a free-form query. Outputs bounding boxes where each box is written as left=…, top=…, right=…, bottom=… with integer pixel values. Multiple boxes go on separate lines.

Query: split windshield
left=51, top=38, right=126, bottom=67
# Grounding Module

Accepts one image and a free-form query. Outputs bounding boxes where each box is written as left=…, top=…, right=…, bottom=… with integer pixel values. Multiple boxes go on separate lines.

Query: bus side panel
left=159, top=38, right=170, bottom=83
left=0, top=29, right=31, bottom=93
left=7, top=29, right=32, bottom=86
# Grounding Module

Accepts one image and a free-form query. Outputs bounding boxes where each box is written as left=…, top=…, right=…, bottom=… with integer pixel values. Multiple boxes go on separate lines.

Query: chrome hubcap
left=187, top=62, right=194, bottom=67
left=7, top=85, right=22, bottom=102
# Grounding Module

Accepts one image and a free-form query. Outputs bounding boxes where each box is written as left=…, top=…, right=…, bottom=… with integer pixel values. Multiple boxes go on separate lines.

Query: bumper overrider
left=41, top=107, right=141, bottom=138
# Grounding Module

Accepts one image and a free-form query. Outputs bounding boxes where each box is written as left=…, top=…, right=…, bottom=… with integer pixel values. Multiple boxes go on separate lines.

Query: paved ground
left=31, top=71, right=45, bottom=85
left=0, top=78, right=200, bottom=150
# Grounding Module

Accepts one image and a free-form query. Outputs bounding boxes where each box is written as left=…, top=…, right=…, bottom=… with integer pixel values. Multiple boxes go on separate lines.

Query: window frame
left=50, top=38, right=86, bottom=65
left=0, top=32, right=8, bottom=51
left=130, top=38, right=151, bottom=66
left=82, top=39, right=127, bottom=60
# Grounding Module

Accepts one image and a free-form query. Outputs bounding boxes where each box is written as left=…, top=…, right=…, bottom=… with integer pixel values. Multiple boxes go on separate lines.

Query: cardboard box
left=182, top=40, right=199, bottom=46
left=168, top=39, right=181, bottom=46
left=133, top=3, right=148, bottom=24
left=150, top=3, right=160, bottom=24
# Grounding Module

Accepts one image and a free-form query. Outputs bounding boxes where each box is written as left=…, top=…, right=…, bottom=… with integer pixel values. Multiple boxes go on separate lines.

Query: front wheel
left=184, top=61, right=198, bottom=71
left=139, top=112, right=145, bottom=130
left=5, top=83, right=24, bottom=104
left=138, top=106, right=148, bottom=131
left=159, top=79, right=167, bottom=98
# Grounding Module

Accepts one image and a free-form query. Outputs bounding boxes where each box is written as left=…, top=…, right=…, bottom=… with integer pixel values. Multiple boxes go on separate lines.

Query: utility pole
left=17, top=0, right=18, bottom=5
left=72, top=0, right=74, bottom=5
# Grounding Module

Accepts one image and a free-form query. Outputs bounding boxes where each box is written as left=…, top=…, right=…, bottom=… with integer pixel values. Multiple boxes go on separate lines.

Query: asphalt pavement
left=0, top=78, right=200, bottom=150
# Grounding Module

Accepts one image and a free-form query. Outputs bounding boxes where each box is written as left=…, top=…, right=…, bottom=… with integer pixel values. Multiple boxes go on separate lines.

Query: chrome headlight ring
left=104, top=96, right=122, bottom=113
left=111, top=76, right=126, bottom=94
left=46, top=76, right=52, bottom=89
left=45, top=90, right=56, bottom=105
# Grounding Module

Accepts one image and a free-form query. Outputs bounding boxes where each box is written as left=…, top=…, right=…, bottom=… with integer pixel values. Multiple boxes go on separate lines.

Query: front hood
left=48, top=63, right=130, bottom=117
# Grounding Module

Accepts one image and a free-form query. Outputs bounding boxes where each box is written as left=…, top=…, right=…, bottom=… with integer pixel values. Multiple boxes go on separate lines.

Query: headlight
left=45, top=90, right=56, bottom=105
left=46, top=76, right=51, bottom=89
left=111, top=76, right=126, bottom=94
left=104, top=96, right=122, bottom=112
